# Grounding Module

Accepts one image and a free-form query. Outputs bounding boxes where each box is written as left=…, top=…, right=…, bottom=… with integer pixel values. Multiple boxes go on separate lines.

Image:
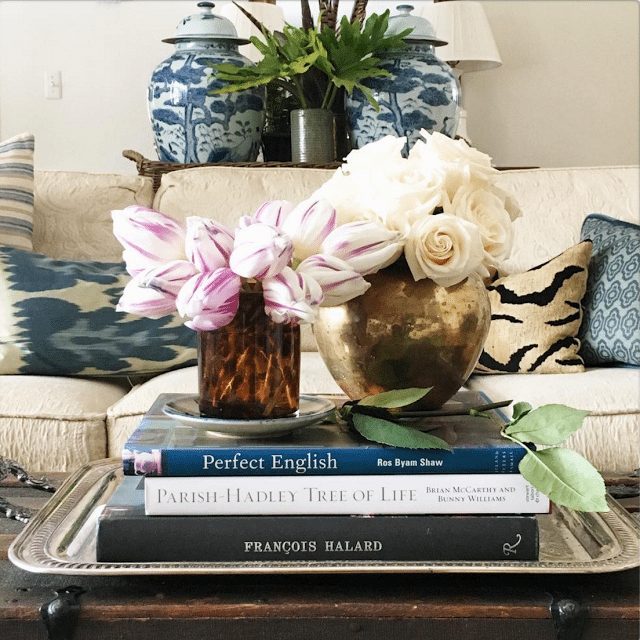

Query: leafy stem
left=499, top=428, right=530, bottom=452
left=292, top=76, right=309, bottom=108
left=499, top=403, right=608, bottom=513
left=321, top=83, right=339, bottom=110
left=209, top=11, right=411, bottom=111
left=340, top=389, right=608, bottom=514
left=340, top=388, right=451, bottom=451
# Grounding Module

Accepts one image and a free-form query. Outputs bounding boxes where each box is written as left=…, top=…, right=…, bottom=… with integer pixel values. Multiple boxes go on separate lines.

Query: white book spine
left=144, top=474, right=550, bottom=516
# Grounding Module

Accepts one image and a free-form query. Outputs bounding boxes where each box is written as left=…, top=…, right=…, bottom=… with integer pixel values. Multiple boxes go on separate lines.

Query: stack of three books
left=97, top=392, right=550, bottom=563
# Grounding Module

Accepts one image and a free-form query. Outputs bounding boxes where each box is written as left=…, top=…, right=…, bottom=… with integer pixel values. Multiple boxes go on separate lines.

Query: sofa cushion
left=494, top=166, right=639, bottom=274
left=579, top=214, right=640, bottom=366
left=0, top=132, right=34, bottom=251
left=0, top=246, right=196, bottom=376
left=153, top=166, right=335, bottom=226
left=106, top=352, right=343, bottom=457
left=33, top=171, right=153, bottom=261
left=467, top=368, right=640, bottom=473
left=0, top=375, right=129, bottom=471
left=476, top=241, right=591, bottom=374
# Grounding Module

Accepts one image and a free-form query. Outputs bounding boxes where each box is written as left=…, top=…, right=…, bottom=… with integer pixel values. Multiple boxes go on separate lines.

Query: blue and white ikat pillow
left=0, top=247, right=196, bottom=376
left=579, top=214, right=640, bottom=367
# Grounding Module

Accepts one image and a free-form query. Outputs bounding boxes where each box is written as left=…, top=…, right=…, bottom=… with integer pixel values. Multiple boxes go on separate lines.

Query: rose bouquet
left=313, top=130, right=521, bottom=286
left=298, top=130, right=523, bottom=412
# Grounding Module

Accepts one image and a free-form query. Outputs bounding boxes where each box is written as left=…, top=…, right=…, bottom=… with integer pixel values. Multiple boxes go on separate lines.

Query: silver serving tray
left=9, top=459, right=640, bottom=575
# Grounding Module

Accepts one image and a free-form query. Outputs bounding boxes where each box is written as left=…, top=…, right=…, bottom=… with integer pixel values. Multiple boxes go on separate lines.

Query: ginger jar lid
left=387, top=4, right=448, bottom=46
left=162, top=1, right=249, bottom=45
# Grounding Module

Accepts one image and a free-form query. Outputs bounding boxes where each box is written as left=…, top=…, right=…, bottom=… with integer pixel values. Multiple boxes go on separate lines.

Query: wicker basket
left=122, top=150, right=341, bottom=193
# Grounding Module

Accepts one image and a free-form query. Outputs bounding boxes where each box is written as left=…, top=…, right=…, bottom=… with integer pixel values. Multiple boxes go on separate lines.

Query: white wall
left=0, top=0, right=637, bottom=172
left=463, top=0, right=639, bottom=168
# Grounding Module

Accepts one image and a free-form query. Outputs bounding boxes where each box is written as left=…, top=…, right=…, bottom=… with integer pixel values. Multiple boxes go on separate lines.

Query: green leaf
left=519, top=448, right=608, bottom=512
left=358, top=387, right=431, bottom=408
left=315, top=10, right=409, bottom=102
left=511, top=401, right=533, bottom=422
left=337, top=403, right=353, bottom=421
left=210, top=10, right=409, bottom=108
left=209, top=23, right=319, bottom=103
left=505, top=404, right=590, bottom=445
left=352, top=413, right=451, bottom=451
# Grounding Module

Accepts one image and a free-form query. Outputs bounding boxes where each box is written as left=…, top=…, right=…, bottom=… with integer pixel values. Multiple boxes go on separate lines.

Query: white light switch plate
left=44, top=71, right=62, bottom=99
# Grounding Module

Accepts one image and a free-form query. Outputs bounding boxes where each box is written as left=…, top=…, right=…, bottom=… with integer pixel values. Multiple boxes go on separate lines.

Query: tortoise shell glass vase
left=197, top=288, right=300, bottom=419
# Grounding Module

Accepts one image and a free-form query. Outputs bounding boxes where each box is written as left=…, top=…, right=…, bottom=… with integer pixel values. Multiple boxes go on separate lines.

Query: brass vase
left=198, top=289, right=300, bottom=419
left=313, top=258, right=491, bottom=409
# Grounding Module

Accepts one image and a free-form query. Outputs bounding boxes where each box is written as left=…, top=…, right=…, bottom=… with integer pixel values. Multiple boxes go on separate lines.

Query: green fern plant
left=211, top=9, right=410, bottom=111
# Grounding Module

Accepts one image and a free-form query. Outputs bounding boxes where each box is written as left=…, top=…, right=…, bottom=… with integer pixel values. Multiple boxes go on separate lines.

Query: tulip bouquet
left=111, top=199, right=404, bottom=330
left=314, top=130, right=521, bottom=286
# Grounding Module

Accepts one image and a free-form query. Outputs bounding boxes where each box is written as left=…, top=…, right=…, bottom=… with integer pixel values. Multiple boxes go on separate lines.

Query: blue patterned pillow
left=579, top=214, right=640, bottom=366
left=0, top=247, right=196, bottom=376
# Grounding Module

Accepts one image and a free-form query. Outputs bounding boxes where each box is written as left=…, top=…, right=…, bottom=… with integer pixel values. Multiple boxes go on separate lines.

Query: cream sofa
left=0, top=165, right=638, bottom=473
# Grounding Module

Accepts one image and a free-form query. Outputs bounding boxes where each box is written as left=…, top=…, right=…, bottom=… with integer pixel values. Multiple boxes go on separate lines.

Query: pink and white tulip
left=141, top=259, right=199, bottom=296
left=281, top=198, right=337, bottom=261
left=118, top=279, right=178, bottom=319
left=112, top=206, right=186, bottom=276
left=321, top=221, right=404, bottom=275
left=252, top=200, right=294, bottom=228
left=176, top=268, right=241, bottom=331
left=229, top=222, right=293, bottom=280
left=262, top=267, right=322, bottom=324
left=185, top=217, right=234, bottom=272
left=297, top=255, right=371, bottom=306
left=117, top=260, right=197, bottom=318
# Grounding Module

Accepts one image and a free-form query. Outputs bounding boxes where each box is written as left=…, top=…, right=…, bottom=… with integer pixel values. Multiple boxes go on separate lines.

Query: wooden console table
left=1, top=474, right=638, bottom=640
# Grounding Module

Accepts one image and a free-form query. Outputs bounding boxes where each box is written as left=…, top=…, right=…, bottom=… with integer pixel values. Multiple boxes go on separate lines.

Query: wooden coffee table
left=1, top=473, right=638, bottom=640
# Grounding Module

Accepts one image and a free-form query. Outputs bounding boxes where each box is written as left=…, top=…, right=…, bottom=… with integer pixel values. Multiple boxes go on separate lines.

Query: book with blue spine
left=123, top=391, right=526, bottom=477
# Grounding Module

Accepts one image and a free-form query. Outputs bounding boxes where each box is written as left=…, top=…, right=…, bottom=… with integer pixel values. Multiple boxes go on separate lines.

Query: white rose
left=370, top=162, right=444, bottom=233
left=446, top=185, right=514, bottom=269
left=410, top=131, right=497, bottom=199
left=313, top=136, right=409, bottom=226
left=312, top=169, right=379, bottom=226
left=491, top=184, right=522, bottom=221
left=314, top=142, right=443, bottom=232
left=342, top=135, right=407, bottom=171
left=405, top=214, right=487, bottom=287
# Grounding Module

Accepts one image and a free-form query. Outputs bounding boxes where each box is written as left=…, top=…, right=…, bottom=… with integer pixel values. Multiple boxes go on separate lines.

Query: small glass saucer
left=162, top=394, right=336, bottom=439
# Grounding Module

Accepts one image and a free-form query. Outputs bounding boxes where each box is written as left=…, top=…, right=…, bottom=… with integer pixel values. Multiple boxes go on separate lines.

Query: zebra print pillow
left=476, top=241, right=592, bottom=374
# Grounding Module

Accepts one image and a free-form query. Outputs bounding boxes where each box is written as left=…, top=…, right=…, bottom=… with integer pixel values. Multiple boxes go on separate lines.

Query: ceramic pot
left=197, top=289, right=300, bottom=419
left=290, top=109, right=336, bottom=163
left=313, top=258, right=490, bottom=409
left=346, top=4, right=459, bottom=154
left=148, top=2, right=265, bottom=163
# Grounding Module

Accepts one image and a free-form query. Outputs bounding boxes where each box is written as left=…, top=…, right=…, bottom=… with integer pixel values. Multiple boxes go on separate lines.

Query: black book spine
left=97, top=513, right=538, bottom=562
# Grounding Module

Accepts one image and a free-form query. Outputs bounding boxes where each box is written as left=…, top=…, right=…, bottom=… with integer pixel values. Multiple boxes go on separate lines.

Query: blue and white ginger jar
left=148, top=1, right=265, bottom=163
left=346, top=4, right=459, bottom=154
